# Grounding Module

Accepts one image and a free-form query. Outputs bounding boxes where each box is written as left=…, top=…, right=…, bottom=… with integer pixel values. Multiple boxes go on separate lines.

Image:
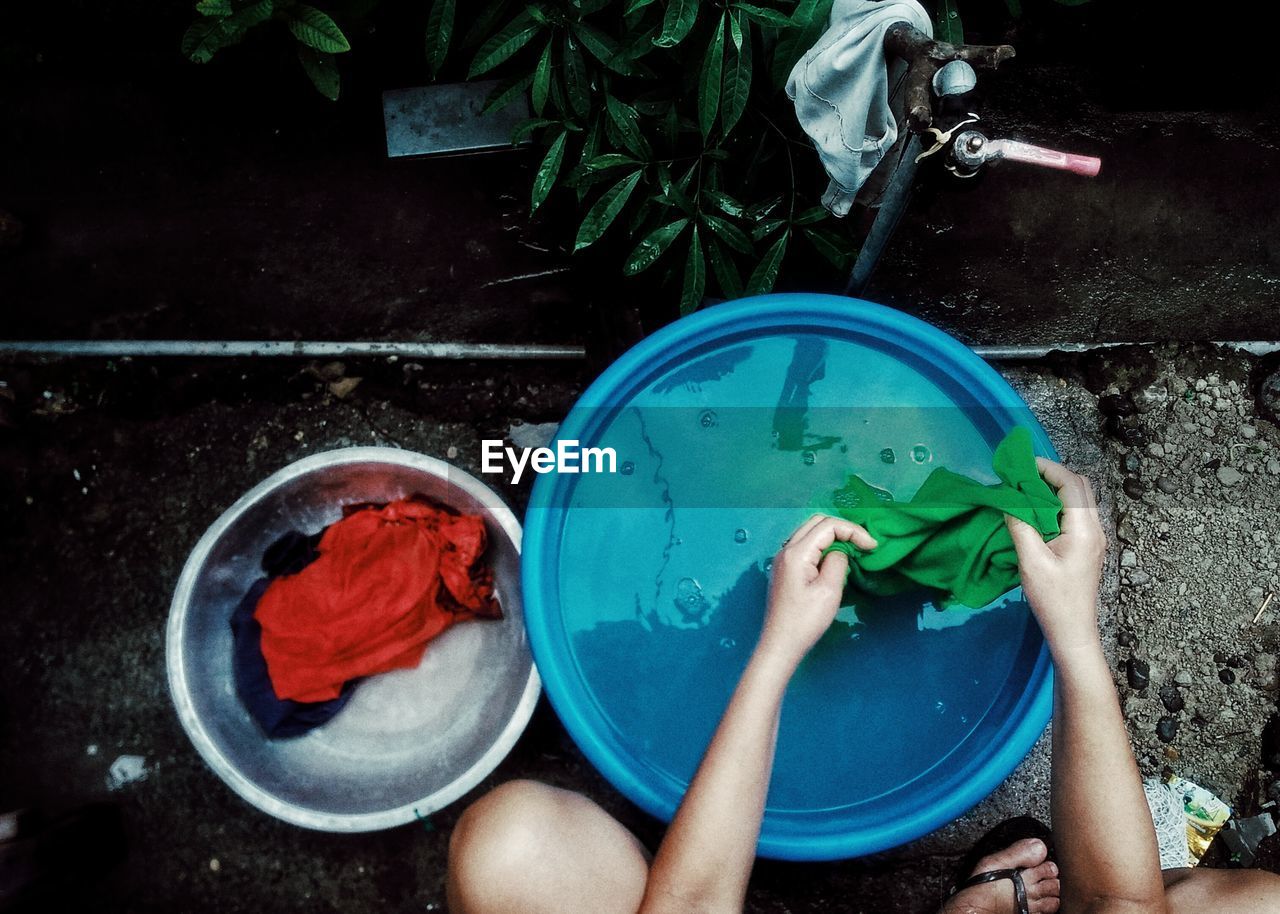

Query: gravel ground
left=1091, top=348, right=1280, bottom=813
left=1, top=346, right=1277, bottom=912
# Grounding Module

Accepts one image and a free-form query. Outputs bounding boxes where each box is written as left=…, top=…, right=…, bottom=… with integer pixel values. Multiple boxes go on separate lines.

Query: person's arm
left=638, top=515, right=875, bottom=914
left=1006, top=460, right=1167, bottom=914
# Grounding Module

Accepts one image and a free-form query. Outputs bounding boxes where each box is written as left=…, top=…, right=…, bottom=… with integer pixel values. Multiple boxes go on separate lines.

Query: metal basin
left=166, top=447, right=539, bottom=831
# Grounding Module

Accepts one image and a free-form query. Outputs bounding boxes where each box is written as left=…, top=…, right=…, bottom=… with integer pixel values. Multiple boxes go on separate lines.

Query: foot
left=941, top=837, right=1061, bottom=914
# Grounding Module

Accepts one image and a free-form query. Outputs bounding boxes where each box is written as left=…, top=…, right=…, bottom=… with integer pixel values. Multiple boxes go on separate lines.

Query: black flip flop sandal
left=945, top=816, right=1055, bottom=914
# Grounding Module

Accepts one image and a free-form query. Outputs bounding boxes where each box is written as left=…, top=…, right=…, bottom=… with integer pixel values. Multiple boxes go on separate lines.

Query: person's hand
left=1005, top=458, right=1107, bottom=658
left=757, top=514, right=877, bottom=670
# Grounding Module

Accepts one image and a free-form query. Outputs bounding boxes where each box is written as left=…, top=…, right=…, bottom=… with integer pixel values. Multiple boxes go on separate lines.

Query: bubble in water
left=935, top=701, right=947, bottom=715
left=763, top=558, right=774, bottom=573
left=718, top=637, right=736, bottom=650
left=734, top=528, right=749, bottom=544
left=960, top=716, right=969, bottom=725
left=879, top=447, right=896, bottom=464
left=674, top=577, right=709, bottom=621
left=699, top=409, right=718, bottom=429
left=620, top=461, right=635, bottom=475
left=801, top=450, right=816, bottom=466
left=911, top=444, right=932, bottom=464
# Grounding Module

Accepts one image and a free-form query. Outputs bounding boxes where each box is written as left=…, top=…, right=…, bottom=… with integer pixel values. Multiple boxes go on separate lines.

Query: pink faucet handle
left=989, top=138, right=1102, bottom=177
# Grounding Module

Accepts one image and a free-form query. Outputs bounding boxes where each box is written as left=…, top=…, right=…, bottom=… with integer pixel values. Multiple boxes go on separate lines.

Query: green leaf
left=531, top=130, right=568, bottom=213
left=751, top=217, right=785, bottom=241
left=702, top=213, right=751, bottom=253
left=792, top=205, right=827, bottom=226
left=787, top=0, right=828, bottom=27
left=288, top=5, right=351, bottom=54
left=605, top=96, right=649, bottom=159
left=469, top=12, right=539, bottom=78
left=462, top=0, right=515, bottom=51
left=574, top=22, right=628, bottom=73
left=195, top=0, right=233, bottom=18
left=935, top=0, right=963, bottom=45
left=585, top=153, right=641, bottom=170
left=655, top=166, right=694, bottom=215
left=511, top=116, right=558, bottom=145
left=720, top=12, right=751, bottom=137
left=803, top=226, right=854, bottom=270
left=580, top=116, right=603, bottom=164
left=182, top=20, right=222, bottom=63
left=698, top=14, right=725, bottom=138
left=232, top=0, right=274, bottom=31
left=617, top=26, right=660, bottom=74
left=297, top=45, right=340, bottom=99
left=1003, top=0, right=1023, bottom=15
left=680, top=225, right=706, bottom=314
left=733, top=2, right=790, bottom=27
left=481, top=72, right=533, bottom=114
left=626, top=0, right=658, bottom=12
left=426, top=0, right=456, bottom=77
left=744, top=195, right=783, bottom=221
left=654, top=0, right=699, bottom=48
left=562, top=35, right=591, bottom=119
left=624, top=218, right=689, bottom=275
left=531, top=41, right=552, bottom=114
left=574, top=170, right=644, bottom=251
left=728, top=7, right=743, bottom=49
left=183, top=2, right=271, bottom=63
left=745, top=229, right=789, bottom=295
left=572, top=116, right=605, bottom=200
left=707, top=236, right=744, bottom=299
left=705, top=189, right=746, bottom=218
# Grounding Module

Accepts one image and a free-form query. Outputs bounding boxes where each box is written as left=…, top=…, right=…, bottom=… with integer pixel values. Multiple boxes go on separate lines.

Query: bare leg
left=1163, top=866, right=1280, bottom=914
left=446, top=780, right=650, bottom=914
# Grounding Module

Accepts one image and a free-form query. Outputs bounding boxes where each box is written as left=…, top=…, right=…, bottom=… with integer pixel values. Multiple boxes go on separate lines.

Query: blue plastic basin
left=523, top=293, right=1055, bottom=860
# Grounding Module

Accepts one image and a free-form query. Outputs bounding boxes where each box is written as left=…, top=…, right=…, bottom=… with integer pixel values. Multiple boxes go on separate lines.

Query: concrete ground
left=2, top=345, right=1277, bottom=913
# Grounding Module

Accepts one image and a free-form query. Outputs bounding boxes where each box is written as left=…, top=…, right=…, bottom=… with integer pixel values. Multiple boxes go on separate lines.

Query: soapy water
left=555, top=332, right=1044, bottom=810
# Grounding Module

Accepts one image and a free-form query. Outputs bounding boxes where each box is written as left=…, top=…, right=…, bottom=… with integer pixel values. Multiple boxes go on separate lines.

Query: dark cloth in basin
left=230, top=530, right=355, bottom=739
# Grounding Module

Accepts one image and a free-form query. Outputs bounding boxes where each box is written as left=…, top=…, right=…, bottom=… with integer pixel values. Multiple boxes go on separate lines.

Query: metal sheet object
left=383, top=81, right=531, bottom=158
left=166, top=448, right=540, bottom=831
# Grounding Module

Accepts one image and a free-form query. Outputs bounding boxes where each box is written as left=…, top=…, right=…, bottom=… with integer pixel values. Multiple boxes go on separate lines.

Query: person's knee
left=447, top=780, right=566, bottom=900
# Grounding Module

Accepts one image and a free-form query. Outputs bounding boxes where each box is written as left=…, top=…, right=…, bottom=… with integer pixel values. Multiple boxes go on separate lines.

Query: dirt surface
left=2, top=348, right=1277, bottom=912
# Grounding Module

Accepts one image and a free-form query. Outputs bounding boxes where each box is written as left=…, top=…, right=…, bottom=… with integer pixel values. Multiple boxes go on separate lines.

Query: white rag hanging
left=786, top=0, right=932, bottom=216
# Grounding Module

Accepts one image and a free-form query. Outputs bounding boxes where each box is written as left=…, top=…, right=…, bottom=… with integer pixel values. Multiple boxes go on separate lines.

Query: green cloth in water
left=824, top=427, right=1062, bottom=609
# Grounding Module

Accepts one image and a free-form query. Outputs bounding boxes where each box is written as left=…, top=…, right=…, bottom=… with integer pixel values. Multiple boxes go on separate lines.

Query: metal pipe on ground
left=0, top=340, right=1277, bottom=361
